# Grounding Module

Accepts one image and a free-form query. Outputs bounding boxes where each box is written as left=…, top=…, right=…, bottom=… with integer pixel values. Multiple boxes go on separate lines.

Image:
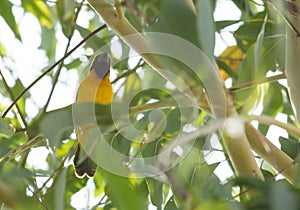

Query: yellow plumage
left=76, top=71, right=112, bottom=104
left=73, top=52, right=113, bottom=178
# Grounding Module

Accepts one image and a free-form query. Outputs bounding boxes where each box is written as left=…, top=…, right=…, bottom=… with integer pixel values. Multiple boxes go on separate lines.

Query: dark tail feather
left=73, top=145, right=97, bottom=178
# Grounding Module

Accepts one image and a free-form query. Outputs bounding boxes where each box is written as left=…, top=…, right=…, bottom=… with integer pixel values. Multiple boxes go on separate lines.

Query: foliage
left=0, top=0, right=300, bottom=209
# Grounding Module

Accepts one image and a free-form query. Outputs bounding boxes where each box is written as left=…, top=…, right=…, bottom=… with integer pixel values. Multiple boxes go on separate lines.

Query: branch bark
left=222, top=90, right=264, bottom=198
left=245, top=123, right=296, bottom=183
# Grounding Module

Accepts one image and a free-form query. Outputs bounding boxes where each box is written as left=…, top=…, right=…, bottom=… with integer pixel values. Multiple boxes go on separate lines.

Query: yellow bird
left=73, top=52, right=113, bottom=178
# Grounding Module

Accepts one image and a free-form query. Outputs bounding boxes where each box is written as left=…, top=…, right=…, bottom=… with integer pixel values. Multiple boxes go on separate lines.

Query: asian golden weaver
left=73, top=52, right=113, bottom=178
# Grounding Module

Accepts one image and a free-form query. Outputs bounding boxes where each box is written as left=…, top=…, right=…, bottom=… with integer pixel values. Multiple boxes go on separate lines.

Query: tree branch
left=247, top=114, right=300, bottom=139
left=245, top=123, right=296, bottom=183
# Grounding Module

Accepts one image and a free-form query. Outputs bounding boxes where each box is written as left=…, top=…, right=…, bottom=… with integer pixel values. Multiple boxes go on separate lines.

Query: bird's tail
left=73, top=145, right=97, bottom=178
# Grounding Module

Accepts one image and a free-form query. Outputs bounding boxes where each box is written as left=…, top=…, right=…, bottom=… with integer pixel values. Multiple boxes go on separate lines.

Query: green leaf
left=165, top=197, right=182, bottom=210
left=234, top=37, right=282, bottom=110
left=254, top=15, right=267, bottom=70
left=56, top=0, right=76, bottom=37
left=107, top=132, right=131, bottom=155
left=142, top=139, right=164, bottom=158
left=293, top=161, right=300, bottom=185
left=72, top=103, right=114, bottom=141
left=269, top=181, right=298, bottom=210
left=231, top=0, right=249, bottom=12
left=76, top=25, right=107, bottom=50
left=64, top=167, right=88, bottom=198
left=148, top=0, right=199, bottom=47
left=65, top=58, right=81, bottom=70
left=258, top=83, right=283, bottom=134
left=102, top=171, right=147, bottom=210
left=257, top=38, right=285, bottom=78
left=40, top=26, right=56, bottom=58
left=94, top=171, right=105, bottom=197
left=279, top=136, right=300, bottom=159
left=0, top=118, right=14, bottom=138
left=235, top=44, right=255, bottom=85
left=234, top=12, right=284, bottom=42
left=146, top=178, right=163, bottom=208
left=215, top=20, right=240, bottom=32
left=261, top=169, right=275, bottom=182
left=11, top=79, right=28, bottom=116
left=54, top=168, right=67, bottom=210
left=0, top=41, right=7, bottom=56
left=40, top=105, right=73, bottom=147
left=197, top=0, right=215, bottom=60
left=0, top=0, right=21, bottom=40
left=234, top=19, right=264, bottom=41
left=165, top=108, right=181, bottom=135
left=124, top=73, right=142, bottom=97
left=233, top=176, right=267, bottom=192
left=234, top=44, right=260, bottom=110
left=22, top=0, right=53, bottom=29
left=143, top=69, right=167, bottom=92
left=194, top=199, right=238, bottom=210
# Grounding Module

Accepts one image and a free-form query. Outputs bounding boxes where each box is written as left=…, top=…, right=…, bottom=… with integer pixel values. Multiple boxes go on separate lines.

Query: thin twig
left=43, top=1, right=84, bottom=112
left=0, top=136, right=44, bottom=164
left=111, top=58, right=144, bottom=84
left=95, top=193, right=108, bottom=207
left=34, top=156, right=68, bottom=198
left=230, top=73, right=286, bottom=91
left=2, top=24, right=107, bottom=119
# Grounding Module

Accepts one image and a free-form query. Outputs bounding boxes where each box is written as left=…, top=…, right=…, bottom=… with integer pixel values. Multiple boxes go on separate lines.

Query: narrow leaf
left=254, top=15, right=268, bottom=71
left=40, top=105, right=73, bottom=147
left=279, top=136, right=300, bottom=159
left=215, top=20, right=240, bottom=32
left=146, top=178, right=163, bottom=208
left=0, top=41, right=7, bottom=56
left=22, top=0, right=53, bottom=29
left=54, top=168, right=67, bottom=210
left=197, top=0, right=215, bottom=60
left=103, top=171, right=147, bottom=210
left=269, top=182, right=297, bottom=210
left=0, top=0, right=21, bottom=40
left=0, top=118, right=14, bottom=138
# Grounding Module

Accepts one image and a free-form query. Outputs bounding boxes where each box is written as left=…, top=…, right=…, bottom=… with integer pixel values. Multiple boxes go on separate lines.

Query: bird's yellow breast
left=76, top=71, right=113, bottom=105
